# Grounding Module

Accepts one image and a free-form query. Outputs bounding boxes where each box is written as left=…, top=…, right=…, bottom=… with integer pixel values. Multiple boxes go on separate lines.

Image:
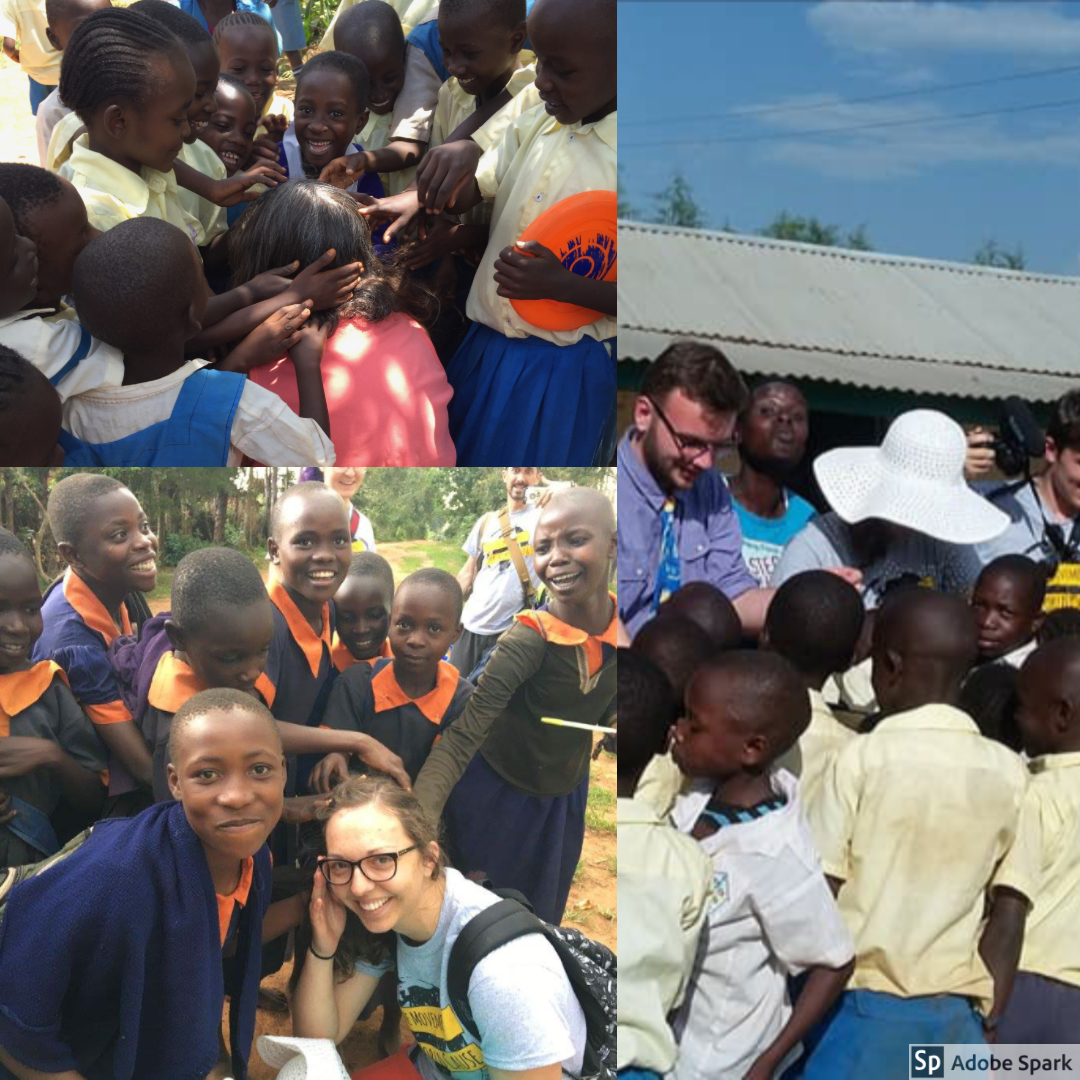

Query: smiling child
left=413, top=487, right=617, bottom=923
left=0, top=688, right=282, bottom=1080
left=330, top=550, right=395, bottom=671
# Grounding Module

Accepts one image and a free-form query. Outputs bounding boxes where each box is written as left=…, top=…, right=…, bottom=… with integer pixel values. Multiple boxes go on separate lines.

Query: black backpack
left=447, top=892, right=616, bottom=1080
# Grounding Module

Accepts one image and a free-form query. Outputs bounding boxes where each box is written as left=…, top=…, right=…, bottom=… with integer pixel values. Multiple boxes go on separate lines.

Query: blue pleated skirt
left=446, top=322, right=616, bottom=465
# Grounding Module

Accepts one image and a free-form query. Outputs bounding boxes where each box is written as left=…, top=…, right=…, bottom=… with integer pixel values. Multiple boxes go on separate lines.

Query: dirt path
left=0, top=53, right=43, bottom=165
left=244, top=749, right=617, bottom=1077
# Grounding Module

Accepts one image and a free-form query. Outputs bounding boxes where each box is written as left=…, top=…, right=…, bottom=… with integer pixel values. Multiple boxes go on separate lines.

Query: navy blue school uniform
left=322, top=656, right=474, bottom=782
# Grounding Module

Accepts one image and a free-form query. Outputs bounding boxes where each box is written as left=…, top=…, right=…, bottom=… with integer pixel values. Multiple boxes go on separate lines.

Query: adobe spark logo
left=911, top=1046, right=945, bottom=1078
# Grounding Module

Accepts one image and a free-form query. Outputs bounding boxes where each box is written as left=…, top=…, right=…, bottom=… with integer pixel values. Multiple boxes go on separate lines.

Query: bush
left=160, top=533, right=212, bottom=567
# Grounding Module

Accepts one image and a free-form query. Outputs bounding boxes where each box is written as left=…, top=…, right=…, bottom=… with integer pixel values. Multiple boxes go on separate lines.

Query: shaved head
left=872, top=590, right=978, bottom=715
left=543, top=486, right=615, bottom=535
left=1018, top=639, right=1080, bottom=756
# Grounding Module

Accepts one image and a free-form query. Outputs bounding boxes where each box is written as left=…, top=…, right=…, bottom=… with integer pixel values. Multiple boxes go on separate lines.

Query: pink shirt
left=248, top=313, right=456, bottom=465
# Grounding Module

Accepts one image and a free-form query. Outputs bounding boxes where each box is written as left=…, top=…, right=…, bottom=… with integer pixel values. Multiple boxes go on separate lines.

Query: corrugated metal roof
left=617, top=220, right=1080, bottom=400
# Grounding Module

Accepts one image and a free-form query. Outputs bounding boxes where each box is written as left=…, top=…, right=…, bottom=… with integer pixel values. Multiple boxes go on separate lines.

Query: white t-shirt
left=355, top=869, right=586, bottom=1080
left=349, top=506, right=377, bottom=552
left=461, top=507, right=542, bottom=636
left=670, top=770, right=854, bottom=1080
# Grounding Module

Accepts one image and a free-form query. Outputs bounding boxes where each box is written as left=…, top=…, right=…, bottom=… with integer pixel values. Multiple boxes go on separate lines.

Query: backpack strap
left=498, top=507, right=536, bottom=609
left=447, top=898, right=545, bottom=1042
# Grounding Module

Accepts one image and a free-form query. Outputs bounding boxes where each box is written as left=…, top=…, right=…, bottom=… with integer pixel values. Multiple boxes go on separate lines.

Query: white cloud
left=809, top=1, right=1080, bottom=57
left=746, top=93, right=1080, bottom=179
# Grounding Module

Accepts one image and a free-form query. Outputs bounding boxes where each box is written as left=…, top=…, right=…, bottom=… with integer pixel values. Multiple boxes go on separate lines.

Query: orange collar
left=372, top=660, right=460, bottom=726
left=0, top=661, right=66, bottom=738
left=216, top=855, right=254, bottom=946
left=331, top=633, right=391, bottom=673
left=268, top=579, right=331, bottom=679
left=148, top=652, right=276, bottom=714
left=515, top=593, right=619, bottom=646
left=63, top=568, right=132, bottom=644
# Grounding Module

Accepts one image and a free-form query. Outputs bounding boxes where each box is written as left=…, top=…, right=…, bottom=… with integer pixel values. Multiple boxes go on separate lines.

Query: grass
left=598, top=906, right=615, bottom=922
left=572, top=860, right=585, bottom=885
left=585, top=784, right=616, bottom=835
left=147, top=566, right=174, bottom=605
left=380, top=540, right=465, bottom=579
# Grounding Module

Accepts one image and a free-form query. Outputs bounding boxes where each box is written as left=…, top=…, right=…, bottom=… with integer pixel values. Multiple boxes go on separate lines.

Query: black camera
left=990, top=397, right=1044, bottom=477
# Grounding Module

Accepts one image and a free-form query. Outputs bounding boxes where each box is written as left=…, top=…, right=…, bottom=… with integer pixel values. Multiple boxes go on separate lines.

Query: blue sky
left=619, top=1, right=1080, bottom=274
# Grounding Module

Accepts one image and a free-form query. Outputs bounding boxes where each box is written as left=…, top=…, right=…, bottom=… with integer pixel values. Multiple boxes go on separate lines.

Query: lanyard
left=1030, top=478, right=1080, bottom=565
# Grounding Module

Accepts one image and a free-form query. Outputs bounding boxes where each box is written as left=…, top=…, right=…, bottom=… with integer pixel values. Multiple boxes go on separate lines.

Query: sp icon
left=911, top=1046, right=944, bottom=1078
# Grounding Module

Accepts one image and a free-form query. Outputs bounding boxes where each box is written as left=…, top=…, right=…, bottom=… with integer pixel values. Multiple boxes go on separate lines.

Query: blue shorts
left=270, top=0, right=307, bottom=53
left=801, top=990, right=985, bottom=1080
left=28, top=76, right=54, bottom=115
left=998, top=970, right=1080, bottom=1043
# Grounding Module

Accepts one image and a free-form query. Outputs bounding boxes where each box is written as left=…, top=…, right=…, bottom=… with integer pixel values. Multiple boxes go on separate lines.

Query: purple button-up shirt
left=617, top=430, right=757, bottom=638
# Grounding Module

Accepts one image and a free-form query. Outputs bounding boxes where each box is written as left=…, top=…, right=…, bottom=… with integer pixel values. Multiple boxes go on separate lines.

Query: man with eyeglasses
left=617, top=341, right=774, bottom=638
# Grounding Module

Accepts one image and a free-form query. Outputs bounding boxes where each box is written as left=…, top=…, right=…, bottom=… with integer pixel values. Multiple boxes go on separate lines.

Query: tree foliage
left=973, top=240, right=1025, bottom=271
left=760, top=212, right=873, bottom=251
left=651, top=172, right=708, bottom=229
left=0, top=468, right=615, bottom=580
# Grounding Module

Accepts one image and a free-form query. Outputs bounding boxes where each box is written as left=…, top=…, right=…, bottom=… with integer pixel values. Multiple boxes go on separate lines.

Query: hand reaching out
left=308, top=752, right=351, bottom=794
left=493, top=240, right=572, bottom=302
left=289, top=249, right=363, bottom=310
left=221, top=301, right=312, bottom=373
left=416, top=140, right=483, bottom=213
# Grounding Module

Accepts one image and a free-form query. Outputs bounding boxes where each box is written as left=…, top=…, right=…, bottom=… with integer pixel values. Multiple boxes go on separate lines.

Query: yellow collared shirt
left=466, top=103, right=617, bottom=346
left=429, top=66, right=537, bottom=228
left=59, top=134, right=206, bottom=245
left=358, top=109, right=416, bottom=196
left=799, top=688, right=855, bottom=828
left=45, top=106, right=82, bottom=172
left=0, top=0, right=60, bottom=84
left=996, top=751, right=1080, bottom=988
left=617, top=795, right=712, bottom=1074
left=175, top=139, right=228, bottom=244
left=810, top=703, right=1036, bottom=1009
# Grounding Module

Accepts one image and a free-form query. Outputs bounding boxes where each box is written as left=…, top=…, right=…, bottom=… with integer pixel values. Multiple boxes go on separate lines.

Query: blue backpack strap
left=48, top=325, right=92, bottom=388
left=3, top=795, right=60, bottom=858
left=405, top=19, right=449, bottom=83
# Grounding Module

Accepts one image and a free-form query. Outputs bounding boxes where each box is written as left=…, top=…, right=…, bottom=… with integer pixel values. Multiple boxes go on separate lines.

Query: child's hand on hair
left=310, top=862, right=349, bottom=956
left=416, top=139, right=483, bottom=214
left=246, top=260, right=302, bottom=302
left=281, top=793, right=334, bottom=825
left=208, top=161, right=288, bottom=206
left=355, top=189, right=423, bottom=245
left=219, top=302, right=312, bottom=373
left=0, top=735, right=61, bottom=778
left=289, top=248, right=363, bottom=311
left=401, top=217, right=478, bottom=271
left=350, top=735, right=411, bottom=792
left=308, top=751, right=350, bottom=793
left=493, top=240, right=575, bottom=302
left=287, top=320, right=330, bottom=370
left=317, top=149, right=371, bottom=189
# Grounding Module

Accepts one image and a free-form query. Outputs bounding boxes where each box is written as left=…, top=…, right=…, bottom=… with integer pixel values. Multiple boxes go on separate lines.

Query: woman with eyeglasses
left=292, top=776, right=588, bottom=1080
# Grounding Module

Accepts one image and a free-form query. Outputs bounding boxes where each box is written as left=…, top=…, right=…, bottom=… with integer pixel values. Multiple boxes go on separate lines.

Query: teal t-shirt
left=729, top=488, right=816, bottom=588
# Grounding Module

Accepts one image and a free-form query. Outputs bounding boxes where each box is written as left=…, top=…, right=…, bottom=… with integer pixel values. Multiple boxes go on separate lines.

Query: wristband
left=309, top=944, right=336, bottom=961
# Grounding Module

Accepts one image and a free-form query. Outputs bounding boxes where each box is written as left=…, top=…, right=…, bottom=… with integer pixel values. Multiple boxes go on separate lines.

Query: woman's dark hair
left=229, top=180, right=438, bottom=332
left=59, top=7, right=187, bottom=124
left=307, top=775, right=446, bottom=980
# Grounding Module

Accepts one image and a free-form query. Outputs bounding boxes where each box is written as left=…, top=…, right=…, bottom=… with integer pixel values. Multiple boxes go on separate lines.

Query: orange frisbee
left=510, top=190, right=617, bottom=332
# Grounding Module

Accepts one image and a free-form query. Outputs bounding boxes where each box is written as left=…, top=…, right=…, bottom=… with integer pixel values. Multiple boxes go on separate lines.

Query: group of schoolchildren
left=619, top=551, right=1080, bottom=1080
left=0, top=471, right=618, bottom=1078
left=0, top=0, right=616, bottom=466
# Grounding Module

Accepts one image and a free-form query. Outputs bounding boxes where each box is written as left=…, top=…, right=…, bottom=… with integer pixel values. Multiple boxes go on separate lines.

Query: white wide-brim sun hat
left=813, top=409, right=1009, bottom=546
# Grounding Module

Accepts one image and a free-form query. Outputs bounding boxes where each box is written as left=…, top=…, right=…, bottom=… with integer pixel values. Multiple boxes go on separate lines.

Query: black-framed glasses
left=318, top=845, right=418, bottom=885
left=646, top=396, right=738, bottom=461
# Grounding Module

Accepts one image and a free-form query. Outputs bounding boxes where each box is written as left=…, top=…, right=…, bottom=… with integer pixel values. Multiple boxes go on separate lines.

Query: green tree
left=973, top=240, right=1025, bottom=271
left=651, top=172, right=708, bottom=229
left=760, top=212, right=873, bottom=251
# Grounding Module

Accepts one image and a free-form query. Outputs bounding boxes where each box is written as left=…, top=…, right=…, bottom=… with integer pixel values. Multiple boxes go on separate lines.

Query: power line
left=623, top=94, right=1080, bottom=149
left=622, top=62, right=1080, bottom=129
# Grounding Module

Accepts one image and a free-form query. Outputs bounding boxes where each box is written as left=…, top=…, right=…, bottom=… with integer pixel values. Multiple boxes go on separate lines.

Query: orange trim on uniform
left=267, top=579, right=331, bottom=679
left=371, top=660, right=460, bottom=726
left=85, top=699, right=134, bottom=726
left=0, top=661, right=67, bottom=738
left=147, top=651, right=278, bottom=714
left=331, top=633, right=391, bottom=673
left=515, top=593, right=618, bottom=677
left=62, top=568, right=132, bottom=644
left=216, top=855, right=254, bottom=946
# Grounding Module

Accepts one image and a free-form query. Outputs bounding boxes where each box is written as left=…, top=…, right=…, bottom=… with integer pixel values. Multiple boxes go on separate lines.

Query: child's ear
left=102, top=103, right=128, bottom=143
left=166, top=761, right=182, bottom=801
left=354, top=109, right=368, bottom=137
left=509, top=21, right=527, bottom=53
left=55, top=540, right=80, bottom=569
left=45, top=26, right=61, bottom=51
left=267, top=536, right=280, bottom=565
left=164, top=618, right=186, bottom=654
left=741, top=732, right=769, bottom=767
left=449, top=620, right=463, bottom=647
left=422, top=840, right=441, bottom=878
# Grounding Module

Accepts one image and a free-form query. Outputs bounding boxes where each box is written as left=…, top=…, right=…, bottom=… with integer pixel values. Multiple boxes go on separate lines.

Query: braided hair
left=58, top=7, right=187, bottom=125
left=0, top=164, right=64, bottom=233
